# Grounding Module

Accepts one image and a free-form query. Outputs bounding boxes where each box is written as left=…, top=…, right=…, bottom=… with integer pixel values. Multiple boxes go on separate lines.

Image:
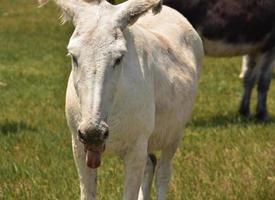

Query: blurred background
left=0, top=0, right=274, bottom=199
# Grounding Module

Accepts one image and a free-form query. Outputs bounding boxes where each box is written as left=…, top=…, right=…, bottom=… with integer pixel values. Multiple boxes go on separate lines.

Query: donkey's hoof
left=255, top=112, right=269, bottom=122
left=239, top=108, right=251, bottom=119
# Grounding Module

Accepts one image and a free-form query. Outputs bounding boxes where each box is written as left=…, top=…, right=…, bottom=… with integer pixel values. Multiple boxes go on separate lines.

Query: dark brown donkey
left=163, top=0, right=275, bottom=121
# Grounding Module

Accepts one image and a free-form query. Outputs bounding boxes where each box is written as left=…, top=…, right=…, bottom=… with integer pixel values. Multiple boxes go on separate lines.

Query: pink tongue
left=86, top=150, right=102, bottom=169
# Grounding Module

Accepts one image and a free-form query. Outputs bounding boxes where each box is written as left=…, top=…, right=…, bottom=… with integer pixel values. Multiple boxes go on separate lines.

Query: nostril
left=77, top=129, right=85, bottom=143
left=103, top=130, right=109, bottom=139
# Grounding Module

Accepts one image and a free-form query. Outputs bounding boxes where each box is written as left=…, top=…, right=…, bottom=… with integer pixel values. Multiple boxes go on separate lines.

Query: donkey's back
left=138, top=5, right=203, bottom=63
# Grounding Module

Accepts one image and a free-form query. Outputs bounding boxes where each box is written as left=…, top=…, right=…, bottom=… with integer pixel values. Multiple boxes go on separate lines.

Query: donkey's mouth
left=84, top=144, right=105, bottom=169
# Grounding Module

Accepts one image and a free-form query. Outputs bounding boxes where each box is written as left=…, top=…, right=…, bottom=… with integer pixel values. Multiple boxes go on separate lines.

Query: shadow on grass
left=0, top=120, right=36, bottom=135
left=189, top=113, right=275, bottom=128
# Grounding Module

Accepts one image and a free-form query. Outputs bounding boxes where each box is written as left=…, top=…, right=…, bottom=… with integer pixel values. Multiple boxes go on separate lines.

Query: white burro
left=41, top=0, right=203, bottom=199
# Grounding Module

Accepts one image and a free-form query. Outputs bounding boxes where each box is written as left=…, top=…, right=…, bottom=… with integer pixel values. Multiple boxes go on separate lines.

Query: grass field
left=0, top=0, right=275, bottom=199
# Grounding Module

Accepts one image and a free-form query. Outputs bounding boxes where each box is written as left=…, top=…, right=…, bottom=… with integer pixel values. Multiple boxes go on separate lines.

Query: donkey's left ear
left=115, top=0, right=162, bottom=28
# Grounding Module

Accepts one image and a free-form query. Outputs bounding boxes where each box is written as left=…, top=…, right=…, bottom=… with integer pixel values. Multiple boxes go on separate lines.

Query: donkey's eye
left=114, top=56, right=123, bottom=68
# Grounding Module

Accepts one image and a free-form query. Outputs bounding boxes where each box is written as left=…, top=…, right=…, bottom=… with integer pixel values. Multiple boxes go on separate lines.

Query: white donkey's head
left=41, top=0, right=161, bottom=168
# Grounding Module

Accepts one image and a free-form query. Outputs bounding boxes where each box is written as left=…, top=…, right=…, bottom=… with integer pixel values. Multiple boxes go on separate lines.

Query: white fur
left=47, top=0, right=204, bottom=199
left=197, top=32, right=271, bottom=80
left=239, top=55, right=249, bottom=78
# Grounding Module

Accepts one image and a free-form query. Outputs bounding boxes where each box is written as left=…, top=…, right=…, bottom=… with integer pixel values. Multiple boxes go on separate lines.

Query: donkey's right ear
left=115, top=0, right=162, bottom=29
left=38, top=0, right=85, bottom=24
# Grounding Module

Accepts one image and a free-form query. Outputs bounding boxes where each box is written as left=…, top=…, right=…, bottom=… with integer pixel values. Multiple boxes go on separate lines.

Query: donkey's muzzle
left=77, top=121, right=109, bottom=147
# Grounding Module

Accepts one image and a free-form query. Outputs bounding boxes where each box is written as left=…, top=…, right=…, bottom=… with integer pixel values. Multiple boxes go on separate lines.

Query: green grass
left=0, top=0, right=275, bottom=199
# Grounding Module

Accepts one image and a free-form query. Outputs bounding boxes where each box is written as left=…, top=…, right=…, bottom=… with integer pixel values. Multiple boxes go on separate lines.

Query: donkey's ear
left=39, top=0, right=87, bottom=24
left=115, top=0, right=162, bottom=28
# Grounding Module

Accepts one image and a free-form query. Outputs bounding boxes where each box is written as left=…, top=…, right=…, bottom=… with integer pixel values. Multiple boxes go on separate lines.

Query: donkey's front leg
left=123, top=138, right=148, bottom=200
left=72, top=133, right=97, bottom=200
